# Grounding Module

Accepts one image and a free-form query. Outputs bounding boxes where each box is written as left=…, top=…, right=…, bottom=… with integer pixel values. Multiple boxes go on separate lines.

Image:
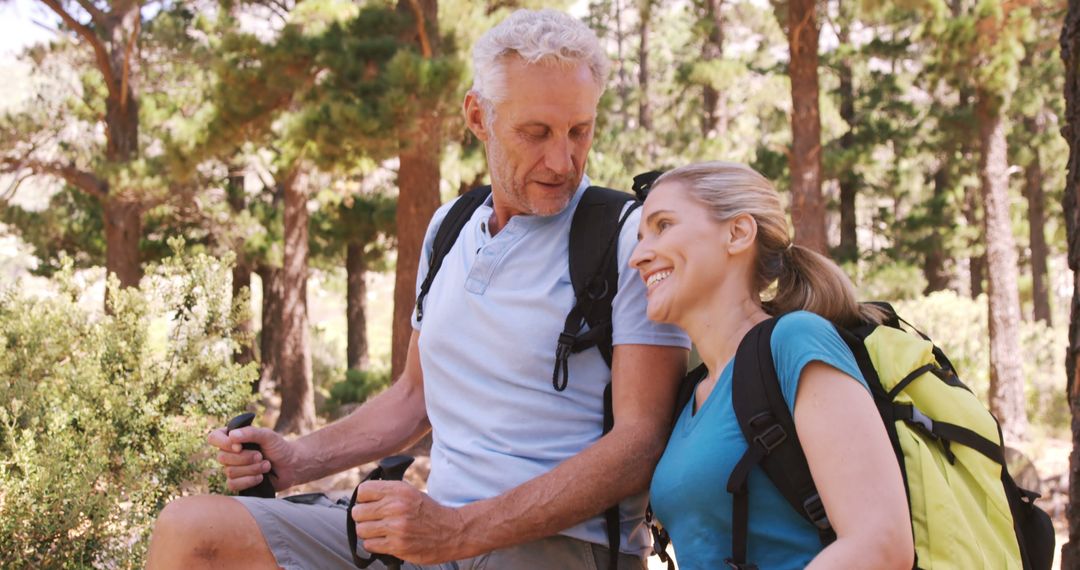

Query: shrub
left=328, top=367, right=391, bottom=411
left=0, top=242, right=255, bottom=569
left=893, top=291, right=1068, bottom=436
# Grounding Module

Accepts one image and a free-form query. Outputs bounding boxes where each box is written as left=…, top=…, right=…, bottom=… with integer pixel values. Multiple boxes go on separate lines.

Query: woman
left=630, top=162, right=913, bottom=569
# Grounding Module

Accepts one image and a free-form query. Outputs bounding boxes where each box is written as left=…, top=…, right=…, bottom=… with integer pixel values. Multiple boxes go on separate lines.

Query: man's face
left=466, top=57, right=601, bottom=219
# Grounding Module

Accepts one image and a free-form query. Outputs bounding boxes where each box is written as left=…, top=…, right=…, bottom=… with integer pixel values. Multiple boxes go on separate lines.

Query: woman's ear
left=727, top=213, right=757, bottom=255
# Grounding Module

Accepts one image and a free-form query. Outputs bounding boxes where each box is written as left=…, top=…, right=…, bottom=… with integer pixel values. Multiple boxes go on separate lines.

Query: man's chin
left=528, top=187, right=576, bottom=216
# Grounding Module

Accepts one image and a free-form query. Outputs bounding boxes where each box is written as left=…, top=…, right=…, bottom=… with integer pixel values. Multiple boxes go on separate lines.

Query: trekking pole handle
left=349, top=455, right=416, bottom=570
left=226, top=412, right=277, bottom=499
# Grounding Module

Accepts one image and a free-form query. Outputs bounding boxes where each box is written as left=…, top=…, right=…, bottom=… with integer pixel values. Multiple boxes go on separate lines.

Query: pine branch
left=37, top=0, right=119, bottom=98
left=2, top=157, right=108, bottom=200
left=72, top=0, right=108, bottom=28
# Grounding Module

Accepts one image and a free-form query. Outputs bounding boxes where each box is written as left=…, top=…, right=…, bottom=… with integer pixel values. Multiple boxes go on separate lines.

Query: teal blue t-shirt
left=649, top=311, right=868, bottom=570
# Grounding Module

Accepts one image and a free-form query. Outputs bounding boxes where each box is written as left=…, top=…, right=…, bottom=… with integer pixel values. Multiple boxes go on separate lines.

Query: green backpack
left=663, top=303, right=1055, bottom=570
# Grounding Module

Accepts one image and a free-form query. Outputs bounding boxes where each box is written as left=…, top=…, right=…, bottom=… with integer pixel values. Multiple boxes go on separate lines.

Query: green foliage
left=328, top=367, right=392, bottom=410
left=893, top=292, right=1068, bottom=435
left=0, top=242, right=256, bottom=568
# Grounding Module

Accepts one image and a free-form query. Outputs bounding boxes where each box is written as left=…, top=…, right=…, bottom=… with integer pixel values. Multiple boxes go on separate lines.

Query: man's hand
left=351, top=481, right=468, bottom=564
left=207, top=425, right=300, bottom=493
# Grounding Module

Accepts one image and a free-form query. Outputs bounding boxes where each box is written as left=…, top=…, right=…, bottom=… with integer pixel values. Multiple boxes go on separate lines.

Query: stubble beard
left=487, top=137, right=577, bottom=217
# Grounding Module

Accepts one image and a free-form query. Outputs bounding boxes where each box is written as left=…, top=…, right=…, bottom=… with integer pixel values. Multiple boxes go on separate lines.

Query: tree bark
left=964, top=184, right=986, bottom=297
left=228, top=165, right=256, bottom=367
left=392, top=0, right=443, bottom=381
left=1023, top=129, right=1052, bottom=325
left=232, top=262, right=256, bottom=367
left=102, top=1, right=143, bottom=288
left=257, top=264, right=284, bottom=396
left=1059, top=2, right=1080, bottom=563
left=976, top=92, right=1028, bottom=444
left=701, top=0, right=726, bottom=138
left=787, top=0, right=828, bottom=254
left=274, top=167, right=315, bottom=435
left=836, top=13, right=857, bottom=263
left=638, top=0, right=653, bottom=132
left=347, top=242, right=370, bottom=371
left=924, top=168, right=951, bottom=293
left=102, top=197, right=142, bottom=288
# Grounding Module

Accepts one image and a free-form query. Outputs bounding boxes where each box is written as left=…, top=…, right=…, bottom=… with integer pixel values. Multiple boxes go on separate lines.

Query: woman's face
left=630, top=181, right=731, bottom=325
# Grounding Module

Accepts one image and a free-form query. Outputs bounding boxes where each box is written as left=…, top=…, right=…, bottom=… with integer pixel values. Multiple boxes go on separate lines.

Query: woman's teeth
left=647, top=271, right=671, bottom=287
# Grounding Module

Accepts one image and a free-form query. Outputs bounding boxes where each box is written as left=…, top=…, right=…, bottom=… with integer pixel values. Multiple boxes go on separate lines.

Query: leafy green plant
left=0, top=241, right=255, bottom=568
left=328, top=367, right=391, bottom=411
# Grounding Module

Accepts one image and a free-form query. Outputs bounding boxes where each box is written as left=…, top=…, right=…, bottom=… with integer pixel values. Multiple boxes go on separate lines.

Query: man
left=146, top=9, right=689, bottom=569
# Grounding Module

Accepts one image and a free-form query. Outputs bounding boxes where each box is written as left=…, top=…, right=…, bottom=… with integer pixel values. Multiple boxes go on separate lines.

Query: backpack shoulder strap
left=556, top=186, right=638, bottom=374
left=564, top=185, right=637, bottom=570
left=725, top=317, right=834, bottom=567
left=414, top=186, right=491, bottom=322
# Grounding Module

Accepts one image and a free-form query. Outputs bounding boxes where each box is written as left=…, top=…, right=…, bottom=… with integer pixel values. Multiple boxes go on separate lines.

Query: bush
left=0, top=242, right=255, bottom=569
left=328, top=367, right=391, bottom=411
left=892, top=291, right=1068, bottom=436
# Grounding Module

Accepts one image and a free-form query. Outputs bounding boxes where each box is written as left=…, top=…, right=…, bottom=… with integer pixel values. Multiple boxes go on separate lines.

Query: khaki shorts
left=234, top=494, right=646, bottom=570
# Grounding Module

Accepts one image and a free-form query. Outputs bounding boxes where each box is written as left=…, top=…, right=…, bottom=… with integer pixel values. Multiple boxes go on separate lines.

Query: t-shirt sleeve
left=770, top=311, right=868, bottom=414
left=610, top=205, right=692, bottom=349
left=411, top=200, right=456, bottom=331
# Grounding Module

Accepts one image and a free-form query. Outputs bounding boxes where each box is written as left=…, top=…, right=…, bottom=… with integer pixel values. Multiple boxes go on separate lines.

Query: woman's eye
left=657, top=220, right=672, bottom=232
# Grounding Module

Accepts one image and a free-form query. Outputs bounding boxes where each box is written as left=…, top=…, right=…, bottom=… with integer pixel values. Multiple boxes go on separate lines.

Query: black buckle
left=753, top=424, right=787, bottom=453
left=907, top=406, right=935, bottom=436
left=723, top=559, right=759, bottom=570
left=632, top=170, right=665, bottom=200
left=802, top=494, right=831, bottom=530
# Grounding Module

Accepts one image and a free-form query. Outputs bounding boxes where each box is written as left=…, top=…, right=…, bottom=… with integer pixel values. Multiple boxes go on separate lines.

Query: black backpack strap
left=552, top=186, right=637, bottom=570
left=726, top=317, right=834, bottom=568
left=414, top=186, right=491, bottom=322
left=552, top=186, right=638, bottom=391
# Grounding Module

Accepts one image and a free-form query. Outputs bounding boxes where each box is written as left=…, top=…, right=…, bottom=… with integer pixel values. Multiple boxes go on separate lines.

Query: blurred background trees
left=0, top=0, right=1077, bottom=566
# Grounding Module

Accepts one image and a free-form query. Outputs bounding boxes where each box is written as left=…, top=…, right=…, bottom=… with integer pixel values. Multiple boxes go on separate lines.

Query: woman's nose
left=629, top=238, right=652, bottom=270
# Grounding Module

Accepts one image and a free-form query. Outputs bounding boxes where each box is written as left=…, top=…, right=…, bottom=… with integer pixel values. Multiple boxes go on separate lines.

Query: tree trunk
left=638, top=0, right=653, bottom=132
left=102, top=197, right=142, bottom=289
left=964, top=184, right=986, bottom=297
left=787, top=0, right=828, bottom=254
left=976, top=92, right=1028, bottom=444
left=347, top=242, right=370, bottom=371
left=228, top=165, right=255, bottom=367
left=836, top=14, right=857, bottom=263
left=701, top=0, right=726, bottom=138
left=615, top=0, right=631, bottom=125
left=232, top=262, right=256, bottom=367
left=1023, top=130, right=1052, bottom=325
left=924, top=168, right=951, bottom=293
left=1059, top=3, right=1080, bottom=563
left=274, top=168, right=315, bottom=435
left=257, top=264, right=284, bottom=396
left=392, top=0, right=443, bottom=381
left=102, top=3, right=143, bottom=290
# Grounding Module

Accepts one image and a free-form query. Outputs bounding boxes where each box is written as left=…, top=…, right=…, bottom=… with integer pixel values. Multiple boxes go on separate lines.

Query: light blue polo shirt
left=411, top=176, right=690, bottom=555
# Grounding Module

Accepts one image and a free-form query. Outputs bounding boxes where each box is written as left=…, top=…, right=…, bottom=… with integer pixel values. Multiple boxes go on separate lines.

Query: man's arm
left=210, top=331, right=430, bottom=491
left=352, top=343, right=687, bottom=563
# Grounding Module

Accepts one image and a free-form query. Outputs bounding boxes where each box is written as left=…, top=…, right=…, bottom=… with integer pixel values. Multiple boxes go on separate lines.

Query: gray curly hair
left=471, top=9, right=609, bottom=107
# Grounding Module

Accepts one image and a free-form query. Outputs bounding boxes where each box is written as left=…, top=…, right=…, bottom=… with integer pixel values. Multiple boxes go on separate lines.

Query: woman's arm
left=794, top=361, right=914, bottom=570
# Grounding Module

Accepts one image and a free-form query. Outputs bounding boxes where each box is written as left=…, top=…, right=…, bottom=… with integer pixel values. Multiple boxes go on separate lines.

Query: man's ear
left=728, top=213, right=758, bottom=255
left=463, top=91, right=490, bottom=142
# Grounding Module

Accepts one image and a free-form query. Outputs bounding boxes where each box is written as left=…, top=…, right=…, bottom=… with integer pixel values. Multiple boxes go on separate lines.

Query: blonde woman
left=630, top=162, right=913, bottom=569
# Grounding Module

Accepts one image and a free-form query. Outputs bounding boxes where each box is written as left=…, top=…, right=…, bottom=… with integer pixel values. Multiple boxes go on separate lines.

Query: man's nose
left=543, top=136, right=572, bottom=175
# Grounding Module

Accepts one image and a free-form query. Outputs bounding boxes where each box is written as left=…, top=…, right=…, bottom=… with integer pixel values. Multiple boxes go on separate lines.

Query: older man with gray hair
left=146, top=9, right=688, bottom=570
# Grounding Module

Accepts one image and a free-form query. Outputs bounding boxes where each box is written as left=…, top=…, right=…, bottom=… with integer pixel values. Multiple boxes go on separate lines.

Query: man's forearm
left=455, top=418, right=667, bottom=557
left=290, top=379, right=430, bottom=486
